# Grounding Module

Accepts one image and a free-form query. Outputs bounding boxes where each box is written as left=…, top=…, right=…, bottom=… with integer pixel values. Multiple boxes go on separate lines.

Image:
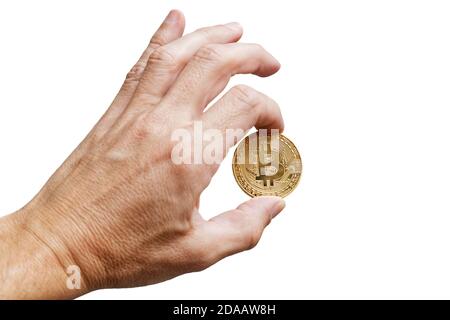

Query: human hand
left=0, top=10, right=285, bottom=299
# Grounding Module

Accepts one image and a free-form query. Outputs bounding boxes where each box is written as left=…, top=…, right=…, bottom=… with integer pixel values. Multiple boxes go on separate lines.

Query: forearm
left=0, top=212, right=85, bottom=299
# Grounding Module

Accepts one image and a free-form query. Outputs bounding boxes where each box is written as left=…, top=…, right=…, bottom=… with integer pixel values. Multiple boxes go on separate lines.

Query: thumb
left=196, top=196, right=285, bottom=266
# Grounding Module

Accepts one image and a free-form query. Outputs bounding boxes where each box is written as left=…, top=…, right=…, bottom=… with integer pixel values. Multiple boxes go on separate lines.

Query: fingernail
left=164, top=10, right=179, bottom=24
left=224, top=22, right=242, bottom=32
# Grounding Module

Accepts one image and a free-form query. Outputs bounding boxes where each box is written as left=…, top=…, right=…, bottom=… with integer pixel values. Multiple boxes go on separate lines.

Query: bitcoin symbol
left=256, top=136, right=284, bottom=186
left=232, top=131, right=302, bottom=198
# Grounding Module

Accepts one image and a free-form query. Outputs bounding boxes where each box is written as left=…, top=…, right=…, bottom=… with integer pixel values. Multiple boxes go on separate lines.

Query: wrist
left=0, top=210, right=88, bottom=299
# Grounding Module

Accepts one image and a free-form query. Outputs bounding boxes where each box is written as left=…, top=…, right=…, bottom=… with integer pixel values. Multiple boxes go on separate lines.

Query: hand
left=0, top=10, right=285, bottom=299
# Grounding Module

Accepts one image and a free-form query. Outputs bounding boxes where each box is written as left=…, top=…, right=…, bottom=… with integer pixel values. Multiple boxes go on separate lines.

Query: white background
left=1, top=0, right=450, bottom=299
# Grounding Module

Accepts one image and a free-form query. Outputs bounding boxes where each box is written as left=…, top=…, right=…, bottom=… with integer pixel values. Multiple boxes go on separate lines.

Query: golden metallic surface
left=232, top=131, right=302, bottom=198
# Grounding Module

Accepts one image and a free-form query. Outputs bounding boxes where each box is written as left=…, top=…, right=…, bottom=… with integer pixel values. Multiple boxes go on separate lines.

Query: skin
left=0, top=10, right=285, bottom=299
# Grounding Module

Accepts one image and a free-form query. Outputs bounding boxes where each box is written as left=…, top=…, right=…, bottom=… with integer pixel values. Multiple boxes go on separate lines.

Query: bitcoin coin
left=232, top=131, right=302, bottom=198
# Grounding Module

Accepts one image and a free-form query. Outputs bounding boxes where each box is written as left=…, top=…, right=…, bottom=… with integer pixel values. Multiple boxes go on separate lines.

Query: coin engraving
left=232, top=131, right=302, bottom=198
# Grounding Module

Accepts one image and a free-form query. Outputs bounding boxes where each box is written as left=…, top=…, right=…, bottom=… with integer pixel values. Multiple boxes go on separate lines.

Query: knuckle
left=149, top=33, right=168, bottom=48
left=148, top=46, right=177, bottom=67
left=230, top=85, right=260, bottom=110
left=131, top=112, right=168, bottom=142
left=130, top=113, right=151, bottom=141
left=125, top=62, right=146, bottom=82
left=194, top=44, right=223, bottom=64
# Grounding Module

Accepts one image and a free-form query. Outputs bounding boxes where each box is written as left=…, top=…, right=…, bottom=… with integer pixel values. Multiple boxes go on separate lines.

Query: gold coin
left=232, top=131, right=302, bottom=198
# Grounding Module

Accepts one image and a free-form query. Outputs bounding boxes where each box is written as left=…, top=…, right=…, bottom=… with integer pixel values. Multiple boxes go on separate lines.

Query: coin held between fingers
left=232, top=131, right=302, bottom=198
